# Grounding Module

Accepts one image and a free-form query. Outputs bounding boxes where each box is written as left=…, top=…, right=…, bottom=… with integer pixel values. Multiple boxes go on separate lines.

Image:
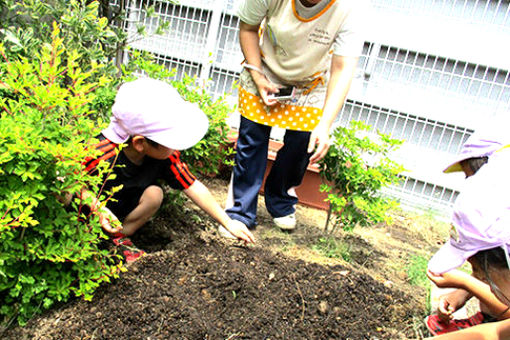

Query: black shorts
left=106, top=187, right=146, bottom=221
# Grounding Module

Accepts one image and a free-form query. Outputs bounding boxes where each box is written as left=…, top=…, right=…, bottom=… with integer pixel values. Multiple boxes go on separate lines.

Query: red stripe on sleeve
left=84, top=150, right=117, bottom=173
left=82, top=138, right=118, bottom=173
left=168, top=151, right=195, bottom=189
left=97, top=142, right=117, bottom=154
left=95, top=138, right=112, bottom=147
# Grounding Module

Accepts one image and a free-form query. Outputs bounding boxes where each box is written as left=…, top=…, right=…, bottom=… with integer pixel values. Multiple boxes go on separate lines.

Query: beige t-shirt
left=238, top=0, right=367, bottom=58
left=237, top=0, right=367, bottom=130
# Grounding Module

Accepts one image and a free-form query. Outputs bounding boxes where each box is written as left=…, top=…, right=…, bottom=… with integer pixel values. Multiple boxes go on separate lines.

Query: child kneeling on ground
left=81, top=77, right=255, bottom=261
left=425, top=137, right=510, bottom=337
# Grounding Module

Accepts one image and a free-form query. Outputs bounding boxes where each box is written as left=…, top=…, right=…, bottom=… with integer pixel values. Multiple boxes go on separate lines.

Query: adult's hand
left=226, top=219, right=256, bottom=244
left=252, top=73, right=279, bottom=106
left=307, top=123, right=331, bottom=165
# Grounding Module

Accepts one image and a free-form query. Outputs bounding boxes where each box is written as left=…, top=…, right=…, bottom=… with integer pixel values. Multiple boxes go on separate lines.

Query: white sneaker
left=273, top=213, right=296, bottom=231
left=217, top=225, right=236, bottom=239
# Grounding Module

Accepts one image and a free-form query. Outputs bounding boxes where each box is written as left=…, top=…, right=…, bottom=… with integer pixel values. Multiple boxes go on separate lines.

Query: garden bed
left=3, top=176, right=448, bottom=339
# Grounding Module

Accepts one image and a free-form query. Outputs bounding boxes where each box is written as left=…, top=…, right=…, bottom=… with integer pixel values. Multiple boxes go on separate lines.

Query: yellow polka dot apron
left=238, top=68, right=328, bottom=132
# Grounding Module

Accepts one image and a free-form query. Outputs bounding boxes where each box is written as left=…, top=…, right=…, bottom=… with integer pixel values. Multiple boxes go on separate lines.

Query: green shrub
left=0, top=25, right=122, bottom=326
left=320, top=121, right=405, bottom=232
left=1, top=0, right=122, bottom=76
left=0, top=0, right=172, bottom=120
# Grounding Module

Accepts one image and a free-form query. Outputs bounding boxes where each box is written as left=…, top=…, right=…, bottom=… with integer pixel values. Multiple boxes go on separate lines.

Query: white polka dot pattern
left=238, top=87, right=322, bottom=131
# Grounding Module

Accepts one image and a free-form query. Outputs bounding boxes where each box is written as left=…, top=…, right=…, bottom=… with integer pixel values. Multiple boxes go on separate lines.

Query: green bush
left=0, top=1, right=236, bottom=327
left=320, top=121, right=405, bottom=232
left=0, top=25, right=122, bottom=326
left=0, top=0, right=172, bottom=120
left=1, top=0, right=122, bottom=76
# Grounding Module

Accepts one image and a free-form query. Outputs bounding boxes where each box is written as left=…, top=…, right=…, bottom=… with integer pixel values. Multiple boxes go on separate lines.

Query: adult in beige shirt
left=224, top=0, right=367, bottom=234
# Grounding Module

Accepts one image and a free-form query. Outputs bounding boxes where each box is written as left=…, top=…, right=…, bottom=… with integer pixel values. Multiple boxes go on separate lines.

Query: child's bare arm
left=428, top=270, right=510, bottom=319
left=183, top=180, right=255, bottom=244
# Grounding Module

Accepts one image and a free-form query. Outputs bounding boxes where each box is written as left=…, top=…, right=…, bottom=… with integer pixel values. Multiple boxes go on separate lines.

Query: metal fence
left=121, top=0, right=510, bottom=217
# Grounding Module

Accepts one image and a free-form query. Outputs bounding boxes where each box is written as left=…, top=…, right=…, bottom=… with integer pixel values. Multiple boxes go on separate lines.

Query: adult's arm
left=239, top=21, right=279, bottom=106
left=308, top=54, right=358, bottom=164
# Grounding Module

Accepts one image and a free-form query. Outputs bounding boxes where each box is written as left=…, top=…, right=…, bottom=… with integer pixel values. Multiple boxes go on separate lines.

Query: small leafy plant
left=311, top=237, right=352, bottom=262
left=320, top=121, right=405, bottom=232
left=0, top=25, right=122, bottom=326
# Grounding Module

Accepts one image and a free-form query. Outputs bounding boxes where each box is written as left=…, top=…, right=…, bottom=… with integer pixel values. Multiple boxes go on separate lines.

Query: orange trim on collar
left=292, top=0, right=337, bottom=22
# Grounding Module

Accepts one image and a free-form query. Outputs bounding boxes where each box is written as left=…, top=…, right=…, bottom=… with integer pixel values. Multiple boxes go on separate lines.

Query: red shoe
left=111, top=234, right=145, bottom=263
left=425, top=312, right=485, bottom=336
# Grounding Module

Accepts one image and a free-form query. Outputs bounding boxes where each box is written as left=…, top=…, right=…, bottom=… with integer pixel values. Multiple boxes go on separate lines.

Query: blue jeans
left=226, top=116, right=311, bottom=229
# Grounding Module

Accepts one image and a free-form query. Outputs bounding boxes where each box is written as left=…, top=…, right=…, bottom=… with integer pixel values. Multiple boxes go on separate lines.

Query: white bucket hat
left=102, top=77, right=209, bottom=150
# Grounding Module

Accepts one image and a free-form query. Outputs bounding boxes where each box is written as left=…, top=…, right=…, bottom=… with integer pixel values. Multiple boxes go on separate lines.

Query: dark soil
left=3, top=180, right=421, bottom=340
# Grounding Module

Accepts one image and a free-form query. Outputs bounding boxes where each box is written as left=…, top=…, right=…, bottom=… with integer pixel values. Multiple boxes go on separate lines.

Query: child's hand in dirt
left=427, top=269, right=470, bottom=290
left=98, top=207, right=123, bottom=234
left=226, top=219, right=256, bottom=244
left=437, top=289, right=471, bottom=322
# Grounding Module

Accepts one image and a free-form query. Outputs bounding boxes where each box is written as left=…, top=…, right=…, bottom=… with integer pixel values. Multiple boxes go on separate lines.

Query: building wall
left=123, top=0, right=510, bottom=217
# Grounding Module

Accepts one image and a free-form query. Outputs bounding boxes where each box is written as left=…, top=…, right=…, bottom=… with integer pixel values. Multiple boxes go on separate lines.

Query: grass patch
left=311, top=237, right=351, bottom=262
left=406, top=254, right=430, bottom=287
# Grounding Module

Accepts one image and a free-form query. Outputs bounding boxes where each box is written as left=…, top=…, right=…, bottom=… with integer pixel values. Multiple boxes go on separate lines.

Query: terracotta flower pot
left=228, top=129, right=330, bottom=211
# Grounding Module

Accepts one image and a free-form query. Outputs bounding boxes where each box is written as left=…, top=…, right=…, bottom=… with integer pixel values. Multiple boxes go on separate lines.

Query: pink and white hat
left=102, top=77, right=209, bottom=150
left=429, top=150, right=510, bottom=274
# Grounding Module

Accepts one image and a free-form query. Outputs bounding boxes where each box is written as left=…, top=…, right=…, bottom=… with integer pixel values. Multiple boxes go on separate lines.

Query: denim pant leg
left=264, top=129, right=311, bottom=218
left=226, top=116, right=271, bottom=229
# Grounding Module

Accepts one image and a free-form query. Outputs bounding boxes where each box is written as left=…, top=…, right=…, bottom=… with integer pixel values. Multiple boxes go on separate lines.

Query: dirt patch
left=3, top=176, right=446, bottom=339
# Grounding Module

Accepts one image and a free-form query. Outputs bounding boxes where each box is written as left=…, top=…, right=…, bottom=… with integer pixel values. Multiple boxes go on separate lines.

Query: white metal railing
left=121, top=0, right=510, bottom=218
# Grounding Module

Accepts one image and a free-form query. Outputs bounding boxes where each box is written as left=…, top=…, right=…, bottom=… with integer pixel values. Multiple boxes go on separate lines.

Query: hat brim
left=102, top=101, right=208, bottom=150
left=443, top=162, right=463, bottom=173
left=148, top=101, right=209, bottom=150
left=428, top=240, right=476, bottom=274
left=102, top=120, right=130, bottom=145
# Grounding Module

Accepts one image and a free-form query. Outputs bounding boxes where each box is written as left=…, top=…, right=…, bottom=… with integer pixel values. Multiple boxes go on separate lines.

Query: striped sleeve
left=163, top=150, right=196, bottom=190
left=82, top=136, right=118, bottom=174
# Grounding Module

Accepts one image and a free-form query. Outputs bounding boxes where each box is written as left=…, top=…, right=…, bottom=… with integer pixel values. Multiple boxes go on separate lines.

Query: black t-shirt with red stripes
left=82, top=134, right=196, bottom=220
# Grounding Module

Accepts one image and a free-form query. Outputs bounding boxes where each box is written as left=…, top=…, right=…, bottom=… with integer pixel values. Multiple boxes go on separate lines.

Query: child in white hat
left=82, top=78, right=255, bottom=261
left=425, top=138, right=510, bottom=336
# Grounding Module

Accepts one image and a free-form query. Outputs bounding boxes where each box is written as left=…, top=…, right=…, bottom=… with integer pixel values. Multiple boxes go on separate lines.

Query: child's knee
left=142, top=185, right=164, bottom=208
